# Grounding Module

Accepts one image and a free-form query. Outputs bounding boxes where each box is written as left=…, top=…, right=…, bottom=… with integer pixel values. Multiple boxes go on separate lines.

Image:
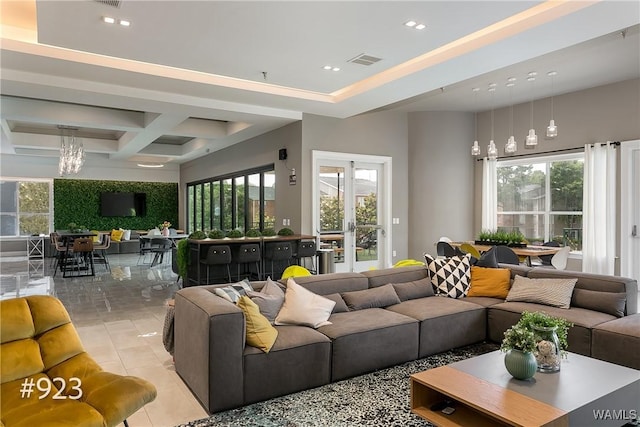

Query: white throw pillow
left=120, top=229, right=131, bottom=240
left=275, top=278, right=335, bottom=328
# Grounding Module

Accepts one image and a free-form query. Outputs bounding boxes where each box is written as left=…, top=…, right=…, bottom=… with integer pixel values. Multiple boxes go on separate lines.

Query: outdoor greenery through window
left=497, top=153, right=583, bottom=251
left=0, top=179, right=52, bottom=237
left=186, top=165, right=275, bottom=234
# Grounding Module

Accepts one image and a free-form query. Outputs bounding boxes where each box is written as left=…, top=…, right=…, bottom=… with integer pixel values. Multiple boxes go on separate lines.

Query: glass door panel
left=318, top=165, right=346, bottom=267
left=353, top=166, right=381, bottom=271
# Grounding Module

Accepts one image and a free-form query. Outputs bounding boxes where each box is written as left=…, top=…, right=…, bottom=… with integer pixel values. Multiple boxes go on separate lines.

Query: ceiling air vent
left=348, top=54, right=382, bottom=66
left=94, top=0, right=121, bottom=8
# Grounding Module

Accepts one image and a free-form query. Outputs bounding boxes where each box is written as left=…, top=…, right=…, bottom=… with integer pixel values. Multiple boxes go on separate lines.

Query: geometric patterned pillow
left=214, top=278, right=253, bottom=303
left=424, top=253, right=472, bottom=299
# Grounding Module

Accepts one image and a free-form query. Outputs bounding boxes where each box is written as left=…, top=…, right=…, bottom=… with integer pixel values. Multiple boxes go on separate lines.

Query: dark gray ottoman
left=592, top=314, right=640, bottom=370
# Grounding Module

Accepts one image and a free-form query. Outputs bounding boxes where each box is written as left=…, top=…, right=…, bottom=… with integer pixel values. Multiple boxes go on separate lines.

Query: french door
left=313, top=151, right=391, bottom=272
left=621, top=140, right=640, bottom=283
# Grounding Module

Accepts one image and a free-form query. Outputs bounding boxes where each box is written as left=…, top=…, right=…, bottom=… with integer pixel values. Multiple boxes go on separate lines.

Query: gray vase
left=504, top=349, right=537, bottom=380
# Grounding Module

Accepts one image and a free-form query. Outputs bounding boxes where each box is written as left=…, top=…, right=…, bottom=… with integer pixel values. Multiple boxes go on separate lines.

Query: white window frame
left=497, top=152, right=584, bottom=254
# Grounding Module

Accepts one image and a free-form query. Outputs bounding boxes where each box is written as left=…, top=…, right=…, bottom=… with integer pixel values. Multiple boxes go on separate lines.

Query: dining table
left=452, top=242, right=562, bottom=266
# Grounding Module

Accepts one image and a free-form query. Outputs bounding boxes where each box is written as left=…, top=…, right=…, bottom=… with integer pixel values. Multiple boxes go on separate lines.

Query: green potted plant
left=516, top=311, right=573, bottom=372
left=176, top=238, right=189, bottom=282
left=226, top=228, right=244, bottom=239
left=189, top=230, right=206, bottom=240
left=277, top=227, right=294, bottom=236
left=262, top=227, right=276, bottom=237
left=245, top=228, right=262, bottom=238
left=500, top=324, right=537, bottom=380
left=208, top=229, right=225, bottom=239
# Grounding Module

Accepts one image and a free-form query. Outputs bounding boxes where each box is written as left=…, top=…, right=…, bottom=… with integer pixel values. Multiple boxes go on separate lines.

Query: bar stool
left=234, top=243, right=261, bottom=281
left=264, top=242, right=292, bottom=279
left=296, top=240, right=317, bottom=274
left=200, top=245, right=232, bottom=284
left=92, top=234, right=111, bottom=272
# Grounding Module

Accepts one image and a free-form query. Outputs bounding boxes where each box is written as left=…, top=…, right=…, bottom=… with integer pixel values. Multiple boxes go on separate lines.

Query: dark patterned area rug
left=176, top=342, right=499, bottom=427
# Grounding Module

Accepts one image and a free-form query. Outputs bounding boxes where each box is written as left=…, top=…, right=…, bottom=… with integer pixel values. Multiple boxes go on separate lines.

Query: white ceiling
left=1, top=0, right=639, bottom=167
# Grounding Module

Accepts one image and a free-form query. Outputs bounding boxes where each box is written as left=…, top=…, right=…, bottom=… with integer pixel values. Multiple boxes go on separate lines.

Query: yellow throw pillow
left=467, top=266, right=511, bottom=299
left=110, top=229, right=124, bottom=242
left=237, top=296, right=278, bottom=353
left=91, top=230, right=101, bottom=243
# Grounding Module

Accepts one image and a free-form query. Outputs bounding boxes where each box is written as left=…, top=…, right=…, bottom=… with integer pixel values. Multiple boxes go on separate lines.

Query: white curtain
left=582, top=142, right=617, bottom=274
left=482, top=158, right=497, bottom=231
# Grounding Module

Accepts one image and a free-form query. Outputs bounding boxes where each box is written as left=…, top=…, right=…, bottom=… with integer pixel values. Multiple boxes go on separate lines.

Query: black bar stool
left=234, top=243, right=261, bottom=281
left=296, top=240, right=317, bottom=273
left=200, top=245, right=232, bottom=283
left=64, top=238, right=95, bottom=278
left=264, top=242, right=292, bottom=279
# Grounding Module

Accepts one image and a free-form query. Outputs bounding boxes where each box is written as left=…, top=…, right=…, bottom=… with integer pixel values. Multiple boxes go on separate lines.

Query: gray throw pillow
left=571, top=289, right=626, bottom=317
left=324, top=293, right=350, bottom=313
left=392, top=277, right=434, bottom=301
left=341, top=284, right=401, bottom=311
left=506, top=275, right=577, bottom=309
left=475, top=247, right=499, bottom=268
left=247, top=278, right=285, bottom=323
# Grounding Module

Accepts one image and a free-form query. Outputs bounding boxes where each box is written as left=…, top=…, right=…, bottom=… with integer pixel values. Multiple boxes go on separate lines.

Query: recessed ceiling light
left=119, top=19, right=130, bottom=27
left=404, top=20, right=417, bottom=27
left=323, top=65, right=332, bottom=70
left=332, top=67, right=340, bottom=72
left=415, top=23, right=426, bottom=30
left=103, top=16, right=115, bottom=24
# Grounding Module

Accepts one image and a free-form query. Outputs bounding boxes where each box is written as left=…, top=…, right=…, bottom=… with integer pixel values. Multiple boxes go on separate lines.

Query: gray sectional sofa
left=174, top=264, right=638, bottom=414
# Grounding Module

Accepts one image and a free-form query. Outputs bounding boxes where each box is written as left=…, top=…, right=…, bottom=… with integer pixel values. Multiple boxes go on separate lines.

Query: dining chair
left=64, top=238, right=95, bottom=277
left=460, top=243, right=481, bottom=259
left=494, top=245, right=520, bottom=265
left=538, top=241, right=561, bottom=266
left=93, top=233, right=111, bottom=272
left=436, top=241, right=457, bottom=258
left=550, top=246, right=571, bottom=270
left=149, top=238, right=172, bottom=267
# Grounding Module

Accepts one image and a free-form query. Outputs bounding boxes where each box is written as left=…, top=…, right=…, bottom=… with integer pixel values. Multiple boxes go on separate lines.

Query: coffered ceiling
left=1, top=1, right=638, bottom=167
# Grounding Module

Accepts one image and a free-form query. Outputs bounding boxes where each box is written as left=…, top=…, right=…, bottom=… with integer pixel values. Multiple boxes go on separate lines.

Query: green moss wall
left=54, top=179, right=178, bottom=231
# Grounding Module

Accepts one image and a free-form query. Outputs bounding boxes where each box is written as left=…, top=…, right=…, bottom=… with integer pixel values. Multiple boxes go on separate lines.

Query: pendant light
left=471, top=87, right=481, bottom=156
left=504, top=78, right=517, bottom=154
left=525, top=72, right=538, bottom=147
left=546, top=71, right=558, bottom=138
left=487, top=83, right=498, bottom=160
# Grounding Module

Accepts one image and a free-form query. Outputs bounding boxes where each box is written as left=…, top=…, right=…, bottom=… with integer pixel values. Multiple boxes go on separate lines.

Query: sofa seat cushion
left=488, top=302, right=617, bottom=356
left=243, top=325, right=331, bottom=404
left=318, top=309, right=419, bottom=381
left=592, top=314, right=640, bottom=370
left=387, top=297, right=486, bottom=357
left=463, top=296, right=504, bottom=307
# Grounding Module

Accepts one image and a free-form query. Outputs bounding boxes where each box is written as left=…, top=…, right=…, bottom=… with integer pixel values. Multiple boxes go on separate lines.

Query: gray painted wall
left=472, top=78, right=640, bottom=271
left=180, top=122, right=303, bottom=232
left=407, top=111, right=475, bottom=260
left=301, top=112, right=409, bottom=264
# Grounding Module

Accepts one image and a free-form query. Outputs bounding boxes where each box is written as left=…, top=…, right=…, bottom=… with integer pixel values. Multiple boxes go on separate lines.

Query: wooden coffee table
left=411, top=350, right=639, bottom=426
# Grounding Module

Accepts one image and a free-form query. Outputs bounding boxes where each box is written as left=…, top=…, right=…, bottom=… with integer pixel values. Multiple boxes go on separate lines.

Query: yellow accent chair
left=459, top=243, right=481, bottom=259
left=0, top=295, right=157, bottom=427
left=280, top=265, right=312, bottom=280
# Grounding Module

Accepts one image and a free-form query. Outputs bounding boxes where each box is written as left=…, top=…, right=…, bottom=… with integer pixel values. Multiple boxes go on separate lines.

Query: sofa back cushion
left=528, top=268, right=637, bottom=315
left=341, top=284, right=401, bottom=310
left=361, top=265, right=428, bottom=288
left=571, top=289, right=626, bottom=318
left=287, top=272, right=368, bottom=296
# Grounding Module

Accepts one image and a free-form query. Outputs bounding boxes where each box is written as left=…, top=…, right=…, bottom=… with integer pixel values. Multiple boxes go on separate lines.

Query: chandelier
left=58, top=127, right=84, bottom=176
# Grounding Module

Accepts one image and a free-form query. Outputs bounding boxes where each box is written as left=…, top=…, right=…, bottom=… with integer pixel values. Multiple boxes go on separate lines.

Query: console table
left=411, top=350, right=639, bottom=426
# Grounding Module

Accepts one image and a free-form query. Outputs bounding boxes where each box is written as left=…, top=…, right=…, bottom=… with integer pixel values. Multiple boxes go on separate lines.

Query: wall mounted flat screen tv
left=100, top=192, right=146, bottom=217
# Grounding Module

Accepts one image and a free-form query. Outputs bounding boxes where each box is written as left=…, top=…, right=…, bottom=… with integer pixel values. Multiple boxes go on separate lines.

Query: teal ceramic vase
left=504, top=349, right=537, bottom=380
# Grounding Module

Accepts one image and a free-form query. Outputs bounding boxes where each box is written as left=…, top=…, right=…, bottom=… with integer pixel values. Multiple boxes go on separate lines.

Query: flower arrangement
left=159, top=221, right=172, bottom=230
left=501, top=324, right=537, bottom=353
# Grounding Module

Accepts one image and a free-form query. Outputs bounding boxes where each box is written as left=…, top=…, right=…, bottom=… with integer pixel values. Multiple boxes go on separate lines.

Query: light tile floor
left=0, top=253, right=208, bottom=427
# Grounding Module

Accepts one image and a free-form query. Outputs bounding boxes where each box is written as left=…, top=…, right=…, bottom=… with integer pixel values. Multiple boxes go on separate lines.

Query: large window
left=0, top=179, right=52, bottom=237
left=186, top=165, right=275, bottom=234
left=497, top=154, right=583, bottom=250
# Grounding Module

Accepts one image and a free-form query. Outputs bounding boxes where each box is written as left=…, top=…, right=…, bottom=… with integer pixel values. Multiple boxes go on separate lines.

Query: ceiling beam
left=111, top=112, right=188, bottom=159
